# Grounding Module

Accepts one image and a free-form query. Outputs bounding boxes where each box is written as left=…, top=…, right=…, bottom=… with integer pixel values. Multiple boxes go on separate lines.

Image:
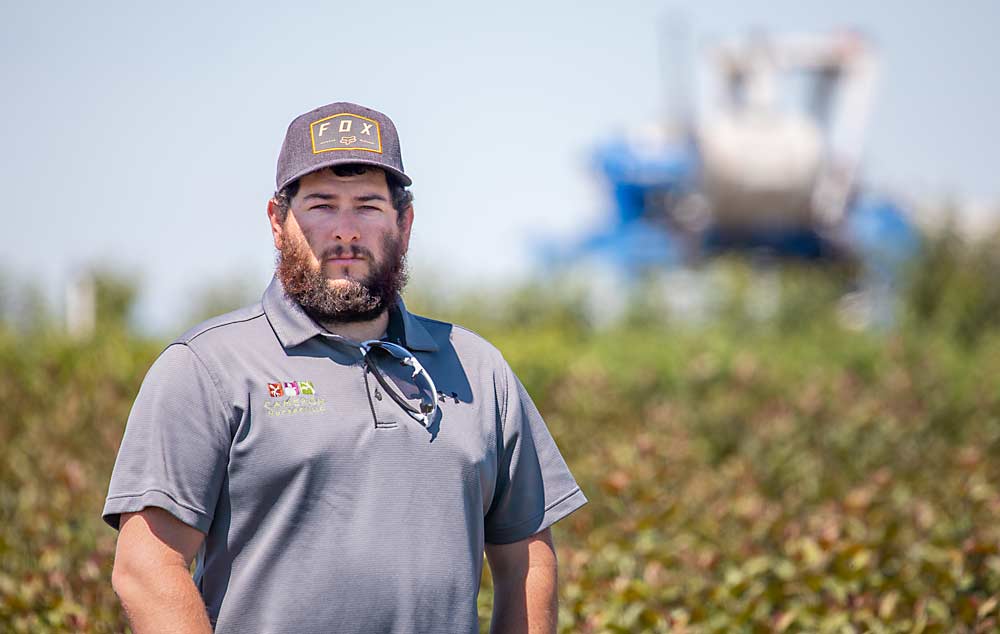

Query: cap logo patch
left=310, top=113, right=382, bottom=155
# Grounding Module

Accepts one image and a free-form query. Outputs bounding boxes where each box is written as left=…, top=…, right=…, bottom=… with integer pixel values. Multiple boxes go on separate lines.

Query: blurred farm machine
left=546, top=30, right=920, bottom=327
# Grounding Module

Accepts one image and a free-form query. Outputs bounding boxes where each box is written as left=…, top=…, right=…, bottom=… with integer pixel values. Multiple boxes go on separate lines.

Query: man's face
left=267, top=167, right=413, bottom=323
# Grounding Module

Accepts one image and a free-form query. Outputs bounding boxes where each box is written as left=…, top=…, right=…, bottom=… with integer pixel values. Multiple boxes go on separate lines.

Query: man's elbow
left=111, top=545, right=184, bottom=602
left=111, top=553, right=149, bottom=602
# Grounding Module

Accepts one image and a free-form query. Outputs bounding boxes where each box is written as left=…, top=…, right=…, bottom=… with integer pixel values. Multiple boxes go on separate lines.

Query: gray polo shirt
left=103, top=277, right=587, bottom=634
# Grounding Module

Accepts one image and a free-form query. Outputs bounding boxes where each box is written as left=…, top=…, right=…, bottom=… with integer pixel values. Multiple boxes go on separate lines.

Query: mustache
left=321, top=244, right=373, bottom=260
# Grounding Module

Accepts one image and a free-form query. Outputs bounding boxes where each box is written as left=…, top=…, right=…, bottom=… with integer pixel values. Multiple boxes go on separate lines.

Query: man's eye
left=359, top=205, right=380, bottom=211
left=310, top=204, right=332, bottom=211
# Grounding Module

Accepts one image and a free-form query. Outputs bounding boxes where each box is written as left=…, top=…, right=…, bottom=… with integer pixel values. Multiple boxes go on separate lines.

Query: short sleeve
left=102, top=343, right=232, bottom=533
left=484, top=361, right=587, bottom=544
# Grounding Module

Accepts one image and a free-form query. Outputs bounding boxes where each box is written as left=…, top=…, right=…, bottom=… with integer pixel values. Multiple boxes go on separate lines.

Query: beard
left=276, top=227, right=409, bottom=324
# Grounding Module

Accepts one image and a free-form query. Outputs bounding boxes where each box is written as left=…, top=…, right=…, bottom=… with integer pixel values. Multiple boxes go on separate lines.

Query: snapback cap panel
left=276, top=102, right=410, bottom=191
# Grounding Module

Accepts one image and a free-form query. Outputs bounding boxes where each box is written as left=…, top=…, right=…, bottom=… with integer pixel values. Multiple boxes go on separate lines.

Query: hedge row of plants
left=1, top=232, right=999, bottom=632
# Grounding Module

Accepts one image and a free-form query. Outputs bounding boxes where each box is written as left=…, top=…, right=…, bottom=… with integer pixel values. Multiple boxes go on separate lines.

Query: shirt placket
left=362, top=361, right=403, bottom=430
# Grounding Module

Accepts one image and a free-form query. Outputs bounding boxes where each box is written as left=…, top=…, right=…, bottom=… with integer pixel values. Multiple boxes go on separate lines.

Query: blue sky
left=2, top=0, right=997, bottom=332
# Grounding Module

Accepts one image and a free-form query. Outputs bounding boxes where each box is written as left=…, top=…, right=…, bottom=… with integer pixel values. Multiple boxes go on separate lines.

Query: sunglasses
left=358, top=340, right=438, bottom=426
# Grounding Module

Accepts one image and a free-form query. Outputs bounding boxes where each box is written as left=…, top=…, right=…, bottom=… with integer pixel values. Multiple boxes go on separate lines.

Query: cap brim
left=277, top=157, right=412, bottom=191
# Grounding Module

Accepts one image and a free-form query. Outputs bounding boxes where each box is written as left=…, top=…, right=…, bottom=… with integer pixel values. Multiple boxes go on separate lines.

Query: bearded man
left=102, top=102, right=587, bottom=634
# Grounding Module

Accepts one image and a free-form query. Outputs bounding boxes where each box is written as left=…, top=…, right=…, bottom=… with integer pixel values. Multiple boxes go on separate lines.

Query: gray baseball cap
left=275, top=102, right=411, bottom=191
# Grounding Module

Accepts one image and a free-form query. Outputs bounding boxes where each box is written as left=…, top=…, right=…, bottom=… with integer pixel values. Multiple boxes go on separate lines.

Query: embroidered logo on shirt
left=264, top=380, right=326, bottom=417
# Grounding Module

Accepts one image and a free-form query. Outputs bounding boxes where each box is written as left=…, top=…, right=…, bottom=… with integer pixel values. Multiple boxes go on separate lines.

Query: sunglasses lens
left=367, top=345, right=436, bottom=416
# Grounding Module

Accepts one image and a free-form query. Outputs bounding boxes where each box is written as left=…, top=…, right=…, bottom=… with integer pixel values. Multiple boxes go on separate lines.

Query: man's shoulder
left=409, top=311, right=507, bottom=366
left=172, top=301, right=268, bottom=349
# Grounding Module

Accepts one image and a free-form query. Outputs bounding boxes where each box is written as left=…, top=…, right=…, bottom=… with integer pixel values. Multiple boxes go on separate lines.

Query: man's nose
left=330, top=217, right=361, bottom=242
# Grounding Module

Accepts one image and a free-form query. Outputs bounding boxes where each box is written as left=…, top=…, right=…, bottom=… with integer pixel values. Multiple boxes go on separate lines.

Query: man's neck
left=317, top=310, right=390, bottom=344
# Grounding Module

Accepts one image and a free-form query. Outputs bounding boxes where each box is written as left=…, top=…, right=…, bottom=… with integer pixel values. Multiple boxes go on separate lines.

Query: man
left=103, top=102, right=587, bottom=634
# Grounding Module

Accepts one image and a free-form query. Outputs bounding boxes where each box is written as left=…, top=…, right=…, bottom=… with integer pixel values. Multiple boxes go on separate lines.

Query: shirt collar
left=262, top=276, right=439, bottom=352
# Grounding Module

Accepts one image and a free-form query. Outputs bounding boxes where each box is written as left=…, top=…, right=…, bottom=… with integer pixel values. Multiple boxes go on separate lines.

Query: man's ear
left=399, top=204, right=415, bottom=252
left=267, top=199, right=284, bottom=249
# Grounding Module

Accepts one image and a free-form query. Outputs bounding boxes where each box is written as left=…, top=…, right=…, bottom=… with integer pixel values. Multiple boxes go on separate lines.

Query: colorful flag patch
left=267, top=380, right=317, bottom=398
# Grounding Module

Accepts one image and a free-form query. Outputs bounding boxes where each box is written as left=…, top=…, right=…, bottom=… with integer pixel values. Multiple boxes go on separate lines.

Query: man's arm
left=484, top=527, right=558, bottom=634
left=111, top=507, right=213, bottom=634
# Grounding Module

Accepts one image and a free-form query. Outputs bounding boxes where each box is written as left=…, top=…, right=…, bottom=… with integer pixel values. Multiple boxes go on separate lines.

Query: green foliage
left=2, top=245, right=1000, bottom=632
left=0, top=329, right=161, bottom=633
left=904, top=226, right=1000, bottom=346
left=498, top=326, right=1000, bottom=633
